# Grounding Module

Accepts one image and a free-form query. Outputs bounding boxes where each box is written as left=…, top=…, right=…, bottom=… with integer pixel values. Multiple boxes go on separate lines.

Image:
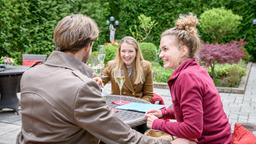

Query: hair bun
left=175, top=13, right=198, bottom=35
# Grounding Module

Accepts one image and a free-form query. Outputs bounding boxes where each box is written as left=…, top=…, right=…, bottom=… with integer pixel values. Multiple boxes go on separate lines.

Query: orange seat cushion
left=232, top=123, right=256, bottom=144
left=22, top=60, right=41, bottom=67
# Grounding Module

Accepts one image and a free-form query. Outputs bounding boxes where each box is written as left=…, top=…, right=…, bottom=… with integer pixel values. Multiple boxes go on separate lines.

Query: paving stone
left=0, top=123, right=20, bottom=136
left=0, top=128, right=20, bottom=144
left=0, top=112, right=21, bottom=125
left=238, top=115, right=248, bottom=122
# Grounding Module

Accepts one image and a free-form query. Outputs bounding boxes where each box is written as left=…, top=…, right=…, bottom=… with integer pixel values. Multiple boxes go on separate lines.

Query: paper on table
left=116, top=102, right=165, bottom=113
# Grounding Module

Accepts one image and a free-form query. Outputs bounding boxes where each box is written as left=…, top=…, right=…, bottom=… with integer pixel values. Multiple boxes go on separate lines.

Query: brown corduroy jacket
left=102, top=60, right=153, bottom=102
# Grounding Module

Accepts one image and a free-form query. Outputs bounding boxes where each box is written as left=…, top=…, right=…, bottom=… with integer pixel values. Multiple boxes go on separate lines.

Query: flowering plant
left=199, top=39, right=245, bottom=78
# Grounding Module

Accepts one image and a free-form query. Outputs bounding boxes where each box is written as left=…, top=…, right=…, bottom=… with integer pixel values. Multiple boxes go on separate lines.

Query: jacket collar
left=45, top=51, right=94, bottom=77
left=168, top=58, right=197, bottom=84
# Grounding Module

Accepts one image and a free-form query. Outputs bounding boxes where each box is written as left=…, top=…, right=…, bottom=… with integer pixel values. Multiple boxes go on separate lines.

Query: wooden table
left=105, top=95, right=149, bottom=127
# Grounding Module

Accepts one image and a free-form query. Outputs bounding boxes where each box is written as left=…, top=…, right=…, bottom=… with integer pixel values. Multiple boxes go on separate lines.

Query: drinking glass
left=97, top=45, right=105, bottom=75
left=91, top=58, right=101, bottom=76
left=98, top=45, right=105, bottom=64
left=114, top=69, right=125, bottom=104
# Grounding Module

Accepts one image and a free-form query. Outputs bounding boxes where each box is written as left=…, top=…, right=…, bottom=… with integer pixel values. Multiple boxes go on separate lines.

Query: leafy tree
left=200, top=8, right=242, bottom=43
left=199, top=40, right=245, bottom=78
left=129, top=14, right=157, bottom=42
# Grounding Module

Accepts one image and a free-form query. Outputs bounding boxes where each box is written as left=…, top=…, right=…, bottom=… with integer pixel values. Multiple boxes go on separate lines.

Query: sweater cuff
left=152, top=119, right=165, bottom=130
left=161, top=107, right=167, bottom=116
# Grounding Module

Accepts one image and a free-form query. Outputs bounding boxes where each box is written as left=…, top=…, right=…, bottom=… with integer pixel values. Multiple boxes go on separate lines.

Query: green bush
left=152, top=62, right=173, bottom=83
left=0, top=0, right=109, bottom=64
left=140, top=42, right=158, bottom=62
left=200, top=8, right=242, bottom=43
left=211, top=62, right=246, bottom=87
left=242, top=48, right=252, bottom=63
left=104, top=43, right=118, bottom=63
left=0, top=57, right=4, bottom=64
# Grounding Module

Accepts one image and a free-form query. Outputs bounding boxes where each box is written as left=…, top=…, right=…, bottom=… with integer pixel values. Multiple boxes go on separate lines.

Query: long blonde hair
left=113, top=36, right=145, bottom=84
left=161, top=13, right=201, bottom=58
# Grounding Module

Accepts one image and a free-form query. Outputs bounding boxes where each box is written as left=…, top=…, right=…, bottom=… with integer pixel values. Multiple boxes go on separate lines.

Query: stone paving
left=0, top=63, right=256, bottom=144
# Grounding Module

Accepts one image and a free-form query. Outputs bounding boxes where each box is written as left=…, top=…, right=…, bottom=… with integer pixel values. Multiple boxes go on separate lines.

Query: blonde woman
left=146, top=13, right=232, bottom=143
left=102, top=36, right=153, bottom=102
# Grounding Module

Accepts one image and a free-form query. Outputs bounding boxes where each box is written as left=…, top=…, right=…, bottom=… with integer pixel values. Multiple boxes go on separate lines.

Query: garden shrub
left=200, top=8, right=242, bottom=43
left=221, top=67, right=243, bottom=87
left=199, top=40, right=245, bottom=79
left=211, top=62, right=246, bottom=87
left=0, top=0, right=109, bottom=64
left=140, top=42, right=158, bottom=62
left=242, top=48, right=252, bottom=63
left=152, top=62, right=173, bottom=83
left=104, top=43, right=118, bottom=63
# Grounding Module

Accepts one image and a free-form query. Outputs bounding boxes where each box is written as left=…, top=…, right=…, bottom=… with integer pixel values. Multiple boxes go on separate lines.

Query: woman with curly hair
left=145, top=13, right=232, bottom=144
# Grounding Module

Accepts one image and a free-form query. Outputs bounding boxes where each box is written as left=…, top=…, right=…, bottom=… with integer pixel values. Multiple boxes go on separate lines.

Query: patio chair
left=22, top=54, right=47, bottom=67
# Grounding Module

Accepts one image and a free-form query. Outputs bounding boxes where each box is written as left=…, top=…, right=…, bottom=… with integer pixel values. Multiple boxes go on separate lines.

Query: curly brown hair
left=161, top=13, right=201, bottom=58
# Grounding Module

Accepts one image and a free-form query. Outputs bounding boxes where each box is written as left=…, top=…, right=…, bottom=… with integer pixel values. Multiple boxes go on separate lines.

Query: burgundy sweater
left=152, top=58, right=232, bottom=144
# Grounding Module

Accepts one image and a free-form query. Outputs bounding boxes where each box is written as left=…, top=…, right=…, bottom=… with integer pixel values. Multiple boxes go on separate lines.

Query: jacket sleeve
left=101, top=62, right=112, bottom=85
left=142, top=62, right=153, bottom=102
left=152, top=73, right=203, bottom=140
left=73, top=79, right=170, bottom=144
left=161, top=107, right=176, bottom=119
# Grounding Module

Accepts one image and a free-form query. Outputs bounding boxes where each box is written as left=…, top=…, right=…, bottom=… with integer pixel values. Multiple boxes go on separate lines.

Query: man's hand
left=93, top=77, right=103, bottom=88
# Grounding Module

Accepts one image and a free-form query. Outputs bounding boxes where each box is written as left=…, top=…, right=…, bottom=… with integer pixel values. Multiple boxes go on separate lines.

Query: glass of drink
left=97, top=45, right=105, bottom=75
left=114, top=69, right=125, bottom=104
left=98, top=45, right=105, bottom=64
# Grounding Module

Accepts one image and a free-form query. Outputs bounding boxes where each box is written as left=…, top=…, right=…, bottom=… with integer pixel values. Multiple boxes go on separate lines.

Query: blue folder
left=116, top=102, right=165, bottom=113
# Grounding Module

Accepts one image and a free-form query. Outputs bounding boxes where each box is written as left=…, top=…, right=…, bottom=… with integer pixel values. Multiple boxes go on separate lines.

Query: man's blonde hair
left=54, top=14, right=99, bottom=52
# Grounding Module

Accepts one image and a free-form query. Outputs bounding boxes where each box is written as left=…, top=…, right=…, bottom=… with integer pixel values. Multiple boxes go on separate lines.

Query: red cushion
left=232, top=123, right=256, bottom=144
left=22, top=60, right=40, bottom=67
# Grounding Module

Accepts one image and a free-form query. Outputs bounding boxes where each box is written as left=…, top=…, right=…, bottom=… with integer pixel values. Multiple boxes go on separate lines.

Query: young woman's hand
left=146, top=109, right=163, bottom=118
left=172, top=138, right=197, bottom=144
left=145, top=113, right=159, bottom=128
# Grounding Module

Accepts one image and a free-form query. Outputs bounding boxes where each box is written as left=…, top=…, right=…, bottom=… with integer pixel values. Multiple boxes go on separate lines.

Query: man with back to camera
left=16, top=14, right=172, bottom=144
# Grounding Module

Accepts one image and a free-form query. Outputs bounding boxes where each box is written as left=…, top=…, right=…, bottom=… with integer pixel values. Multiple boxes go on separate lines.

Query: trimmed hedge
left=1, top=0, right=256, bottom=62
left=139, top=42, right=158, bottom=62
left=0, top=0, right=110, bottom=64
left=104, top=43, right=118, bottom=63
left=200, top=8, right=242, bottom=43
